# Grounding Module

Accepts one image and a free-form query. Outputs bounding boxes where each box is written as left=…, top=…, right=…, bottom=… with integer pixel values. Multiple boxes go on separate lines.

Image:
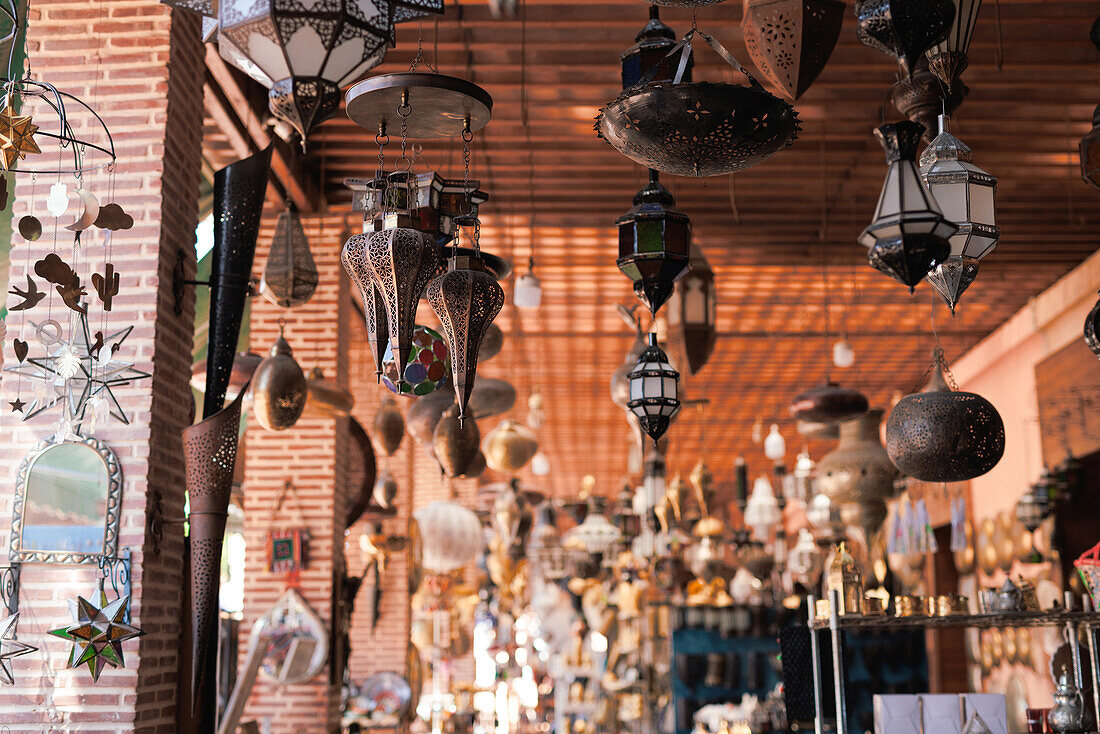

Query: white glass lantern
left=514, top=261, right=542, bottom=309
left=832, top=338, right=855, bottom=368
left=763, top=424, right=786, bottom=461
left=744, top=476, right=781, bottom=540
left=627, top=333, right=681, bottom=444
left=562, top=498, right=622, bottom=555
left=919, top=114, right=1000, bottom=313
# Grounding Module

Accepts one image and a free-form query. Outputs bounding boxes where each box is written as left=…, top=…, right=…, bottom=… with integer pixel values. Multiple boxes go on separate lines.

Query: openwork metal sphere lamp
left=627, top=334, right=681, bottom=444
left=860, top=121, right=957, bottom=290
left=616, top=170, right=691, bottom=315
left=919, top=114, right=999, bottom=313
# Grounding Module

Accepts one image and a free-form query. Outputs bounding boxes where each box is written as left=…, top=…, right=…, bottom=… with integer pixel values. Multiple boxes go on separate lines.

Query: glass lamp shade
left=668, top=244, right=718, bottom=376
left=627, top=333, right=681, bottom=444
left=530, top=452, right=551, bottom=476
left=763, top=424, right=786, bottom=461
left=860, top=121, right=957, bottom=290
left=217, top=0, right=392, bottom=144
left=1079, top=105, right=1100, bottom=191
left=926, top=0, right=982, bottom=84
left=563, top=502, right=623, bottom=556
left=919, top=114, right=999, bottom=312
left=788, top=528, right=824, bottom=586
left=514, top=270, right=542, bottom=309
left=620, top=6, right=692, bottom=89
left=617, top=170, right=691, bottom=315
left=832, top=338, right=855, bottom=368
left=744, top=476, right=781, bottom=538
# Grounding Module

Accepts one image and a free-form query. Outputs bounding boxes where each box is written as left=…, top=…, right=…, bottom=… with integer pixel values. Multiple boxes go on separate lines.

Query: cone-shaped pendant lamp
left=342, top=232, right=391, bottom=379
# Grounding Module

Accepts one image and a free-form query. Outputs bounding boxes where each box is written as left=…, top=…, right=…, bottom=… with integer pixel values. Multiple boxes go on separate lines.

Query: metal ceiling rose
left=251, top=334, right=308, bottom=431
left=598, top=80, right=799, bottom=177
left=406, top=384, right=456, bottom=446
left=885, top=350, right=1005, bottom=482
left=854, top=0, right=956, bottom=76
left=483, top=419, right=539, bottom=474
left=741, top=0, right=846, bottom=101
left=479, top=322, right=504, bottom=362
left=1084, top=290, right=1100, bottom=359
left=468, top=376, right=516, bottom=420
left=373, top=395, right=406, bottom=456
left=790, top=383, right=869, bottom=424
left=433, top=405, right=481, bottom=478
left=345, top=73, right=493, bottom=139
left=343, top=233, right=390, bottom=379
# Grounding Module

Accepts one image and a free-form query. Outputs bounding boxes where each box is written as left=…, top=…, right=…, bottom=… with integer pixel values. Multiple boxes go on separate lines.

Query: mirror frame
left=10, top=436, right=123, bottom=564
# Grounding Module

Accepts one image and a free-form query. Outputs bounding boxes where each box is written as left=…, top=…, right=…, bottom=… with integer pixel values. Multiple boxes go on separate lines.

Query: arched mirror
left=10, top=436, right=123, bottom=564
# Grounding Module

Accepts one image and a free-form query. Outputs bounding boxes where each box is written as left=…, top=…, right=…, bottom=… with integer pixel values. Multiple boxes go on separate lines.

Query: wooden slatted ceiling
left=203, top=0, right=1100, bottom=498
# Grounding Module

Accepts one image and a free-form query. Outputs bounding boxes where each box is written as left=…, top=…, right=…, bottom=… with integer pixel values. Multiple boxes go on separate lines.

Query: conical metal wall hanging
left=203, top=147, right=272, bottom=419
left=343, top=232, right=391, bottom=379
left=262, top=204, right=318, bottom=308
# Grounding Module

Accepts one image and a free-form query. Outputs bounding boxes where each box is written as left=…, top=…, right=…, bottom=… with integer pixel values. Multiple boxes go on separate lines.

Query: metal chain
left=396, top=91, right=411, bottom=173
left=462, top=123, right=473, bottom=215
left=375, top=123, right=389, bottom=180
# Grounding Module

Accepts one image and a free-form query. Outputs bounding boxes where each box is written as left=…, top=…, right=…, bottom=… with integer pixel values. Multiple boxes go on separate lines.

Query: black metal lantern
left=1079, top=105, right=1100, bottom=191
left=617, top=170, right=691, bottom=315
left=926, top=0, right=983, bottom=84
left=919, top=114, right=999, bottom=312
left=668, top=244, right=717, bottom=375
left=620, top=6, right=692, bottom=89
left=613, top=484, right=642, bottom=540
left=855, top=0, right=955, bottom=76
left=859, top=121, right=957, bottom=290
left=1015, top=477, right=1052, bottom=533
left=1085, top=289, right=1100, bottom=359
left=627, top=333, right=681, bottom=444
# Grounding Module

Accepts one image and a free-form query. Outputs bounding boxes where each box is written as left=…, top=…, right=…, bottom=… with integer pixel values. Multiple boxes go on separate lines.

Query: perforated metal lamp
left=919, top=114, right=999, bottom=312
left=627, top=333, right=681, bottom=444
left=926, top=0, right=983, bottom=84
left=617, top=170, right=691, bottom=315
left=860, top=120, right=957, bottom=290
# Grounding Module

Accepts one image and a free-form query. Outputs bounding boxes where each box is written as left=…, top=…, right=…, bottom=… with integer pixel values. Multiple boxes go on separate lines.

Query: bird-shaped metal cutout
left=7, top=275, right=44, bottom=311
left=33, top=253, right=86, bottom=315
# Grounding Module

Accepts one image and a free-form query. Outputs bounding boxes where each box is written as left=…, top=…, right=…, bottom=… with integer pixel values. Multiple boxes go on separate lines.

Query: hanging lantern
left=373, top=395, right=406, bottom=456
left=261, top=205, right=318, bottom=308
left=668, top=244, right=717, bottom=375
left=414, top=501, right=483, bottom=574
left=885, top=349, right=1005, bottom=482
left=1081, top=106, right=1100, bottom=191
left=627, top=334, right=681, bottom=444
left=741, top=0, right=845, bottom=100
left=616, top=171, right=691, bottom=315
left=346, top=170, right=490, bottom=247
left=744, top=476, right=781, bottom=540
left=763, top=424, right=786, bottom=461
left=859, top=121, right=957, bottom=290
left=789, top=383, right=868, bottom=425
left=483, top=420, right=539, bottom=473
left=433, top=405, right=481, bottom=478
left=563, top=496, right=622, bottom=556
left=427, top=248, right=506, bottom=423
left=343, top=234, right=390, bottom=380
left=919, top=114, right=999, bottom=313
left=513, top=263, right=542, bottom=310
left=372, top=469, right=399, bottom=508
left=381, top=324, right=450, bottom=397
left=251, top=332, right=308, bottom=431
left=788, top=528, right=825, bottom=587
left=530, top=452, right=551, bottom=476
left=926, top=0, right=983, bottom=84
left=854, top=0, right=955, bottom=76
left=468, top=377, right=516, bottom=420
left=215, top=0, right=393, bottom=146
left=1015, top=481, right=1051, bottom=534
left=890, top=56, right=967, bottom=142
left=1086, top=290, right=1100, bottom=359
left=816, top=410, right=897, bottom=542
left=620, top=6, right=692, bottom=89
left=405, top=385, right=456, bottom=446
left=304, top=367, right=354, bottom=417
left=825, top=542, right=864, bottom=615
left=832, top=338, right=855, bottom=368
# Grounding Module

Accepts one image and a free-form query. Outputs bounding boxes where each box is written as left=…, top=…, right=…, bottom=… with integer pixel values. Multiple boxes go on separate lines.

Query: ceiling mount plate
left=345, top=73, right=493, bottom=140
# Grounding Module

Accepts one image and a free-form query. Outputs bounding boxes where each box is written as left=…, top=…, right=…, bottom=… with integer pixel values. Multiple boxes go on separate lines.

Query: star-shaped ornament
left=0, top=613, right=36, bottom=685
left=49, top=590, right=143, bottom=682
left=8, top=397, right=24, bottom=413
left=0, top=107, right=41, bottom=170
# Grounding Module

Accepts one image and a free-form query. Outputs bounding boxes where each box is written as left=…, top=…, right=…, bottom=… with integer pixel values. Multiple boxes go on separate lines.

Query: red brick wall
left=0, top=1, right=203, bottom=732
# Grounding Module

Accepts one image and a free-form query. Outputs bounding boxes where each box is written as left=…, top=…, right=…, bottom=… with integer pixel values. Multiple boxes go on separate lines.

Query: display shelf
left=808, top=609, right=1100, bottom=631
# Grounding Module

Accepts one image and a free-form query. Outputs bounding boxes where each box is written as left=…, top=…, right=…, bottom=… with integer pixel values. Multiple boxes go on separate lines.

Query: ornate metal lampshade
left=885, top=350, right=1005, bottom=482
left=1079, top=105, right=1100, bottom=191
left=1015, top=479, right=1051, bottom=533
left=860, top=121, right=957, bottom=290
left=890, top=56, right=967, bottom=142
left=426, top=251, right=505, bottom=423
left=627, top=334, right=681, bottom=444
left=617, top=170, right=691, bottom=315
left=620, top=6, right=692, bottom=89
left=216, top=0, right=392, bottom=145
left=741, top=0, right=845, bottom=100
left=789, top=383, right=868, bottom=424
left=926, top=0, right=983, bottom=84
left=563, top=496, right=622, bottom=556
left=262, top=204, right=318, bottom=308
left=251, top=332, right=308, bottom=431
left=346, top=171, right=489, bottom=246
left=343, top=234, right=391, bottom=379
left=855, top=0, right=955, bottom=76
left=668, top=244, right=717, bottom=375
left=1085, top=290, right=1100, bottom=359
left=919, top=114, right=999, bottom=312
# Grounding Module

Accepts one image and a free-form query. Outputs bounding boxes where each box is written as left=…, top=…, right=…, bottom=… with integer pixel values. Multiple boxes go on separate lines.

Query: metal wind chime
left=341, top=59, right=503, bottom=424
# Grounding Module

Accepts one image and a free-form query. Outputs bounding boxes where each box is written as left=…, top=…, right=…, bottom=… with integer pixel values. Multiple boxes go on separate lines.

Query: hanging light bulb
left=514, top=257, right=542, bottom=309
left=832, top=338, right=855, bottom=368
left=530, top=452, right=551, bottom=476
left=763, top=424, right=786, bottom=461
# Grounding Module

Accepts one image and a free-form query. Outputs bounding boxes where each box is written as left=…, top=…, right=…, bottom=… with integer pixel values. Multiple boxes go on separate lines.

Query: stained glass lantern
left=1079, top=106, right=1100, bottom=191
left=216, top=0, right=391, bottom=146
left=859, top=121, right=957, bottom=290
left=919, top=114, right=999, bottom=312
left=855, top=0, right=955, bottom=76
left=617, top=170, right=691, bottom=315
left=627, top=334, right=681, bottom=444
left=668, top=244, right=717, bottom=375
left=381, top=324, right=450, bottom=397
left=741, top=0, right=845, bottom=101
left=426, top=249, right=506, bottom=423
left=620, top=6, right=692, bottom=89
left=1086, top=290, right=1100, bottom=359
left=926, top=0, right=983, bottom=84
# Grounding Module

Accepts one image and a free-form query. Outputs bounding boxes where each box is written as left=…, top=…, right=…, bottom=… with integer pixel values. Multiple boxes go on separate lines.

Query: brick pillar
left=240, top=213, right=351, bottom=733
left=0, top=1, right=203, bottom=732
